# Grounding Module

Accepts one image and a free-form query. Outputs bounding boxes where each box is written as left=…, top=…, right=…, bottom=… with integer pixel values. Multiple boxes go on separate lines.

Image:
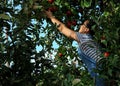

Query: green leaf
left=111, top=55, right=119, bottom=66
left=0, top=14, right=10, bottom=20
left=29, top=0, right=34, bottom=6
left=81, top=0, right=84, bottom=8
left=108, top=69, right=112, bottom=76
left=0, top=44, right=5, bottom=52
left=84, top=0, right=92, bottom=8
left=103, top=11, right=110, bottom=18
left=54, top=0, right=61, bottom=6
left=33, top=5, right=43, bottom=9
left=72, top=78, right=81, bottom=85
left=101, top=40, right=107, bottom=46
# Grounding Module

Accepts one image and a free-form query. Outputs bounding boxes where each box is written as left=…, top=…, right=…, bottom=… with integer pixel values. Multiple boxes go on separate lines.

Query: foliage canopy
left=0, top=0, right=120, bottom=86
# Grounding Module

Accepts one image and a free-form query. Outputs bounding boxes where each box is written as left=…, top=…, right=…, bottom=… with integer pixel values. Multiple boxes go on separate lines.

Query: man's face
left=79, top=25, right=90, bottom=33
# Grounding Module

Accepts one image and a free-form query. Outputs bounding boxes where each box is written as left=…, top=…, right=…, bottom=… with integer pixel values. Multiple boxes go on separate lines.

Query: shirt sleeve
left=76, top=32, right=93, bottom=44
left=76, top=32, right=82, bottom=42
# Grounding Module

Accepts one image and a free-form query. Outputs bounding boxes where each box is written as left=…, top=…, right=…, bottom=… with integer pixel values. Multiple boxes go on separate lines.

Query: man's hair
left=84, top=19, right=95, bottom=29
left=84, top=19, right=96, bottom=36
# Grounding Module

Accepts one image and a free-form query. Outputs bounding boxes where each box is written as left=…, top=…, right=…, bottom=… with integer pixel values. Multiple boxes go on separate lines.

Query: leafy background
left=0, top=0, right=120, bottom=86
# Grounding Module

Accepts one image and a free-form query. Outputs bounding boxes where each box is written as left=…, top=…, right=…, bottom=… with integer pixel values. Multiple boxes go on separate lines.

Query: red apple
left=101, top=35, right=106, bottom=40
left=66, top=10, right=72, bottom=16
left=58, top=53, right=63, bottom=57
left=67, top=21, right=72, bottom=28
left=48, top=7, right=53, bottom=11
left=71, top=20, right=77, bottom=26
left=52, top=6, right=57, bottom=11
left=48, top=6, right=57, bottom=12
left=48, top=0, right=54, bottom=4
left=104, top=52, right=110, bottom=58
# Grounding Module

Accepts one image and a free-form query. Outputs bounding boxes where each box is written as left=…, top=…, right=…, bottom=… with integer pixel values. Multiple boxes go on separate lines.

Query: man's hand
left=45, top=10, right=54, bottom=19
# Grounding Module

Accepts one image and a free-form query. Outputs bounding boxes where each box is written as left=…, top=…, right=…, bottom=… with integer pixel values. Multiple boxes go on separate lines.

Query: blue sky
left=12, top=1, right=78, bottom=53
left=36, top=20, right=78, bottom=52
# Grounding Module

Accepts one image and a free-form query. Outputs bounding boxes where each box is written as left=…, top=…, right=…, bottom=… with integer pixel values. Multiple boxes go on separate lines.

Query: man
left=45, top=10, right=104, bottom=86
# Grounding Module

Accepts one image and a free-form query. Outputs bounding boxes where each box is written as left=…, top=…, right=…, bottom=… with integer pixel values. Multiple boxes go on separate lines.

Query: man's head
left=79, top=19, right=95, bottom=35
left=78, top=24, right=90, bottom=33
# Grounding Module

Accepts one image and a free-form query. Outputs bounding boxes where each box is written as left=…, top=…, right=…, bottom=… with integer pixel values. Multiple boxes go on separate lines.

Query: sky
left=5, top=0, right=83, bottom=68
left=8, top=0, right=78, bottom=53
left=36, top=20, right=78, bottom=52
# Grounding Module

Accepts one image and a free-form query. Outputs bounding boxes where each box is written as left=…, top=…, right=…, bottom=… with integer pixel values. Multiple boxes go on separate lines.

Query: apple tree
left=0, top=0, right=120, bottom=86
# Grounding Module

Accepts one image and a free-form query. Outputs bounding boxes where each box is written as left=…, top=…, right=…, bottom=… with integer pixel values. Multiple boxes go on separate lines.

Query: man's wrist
left=49, top=16, right=55, bottom=19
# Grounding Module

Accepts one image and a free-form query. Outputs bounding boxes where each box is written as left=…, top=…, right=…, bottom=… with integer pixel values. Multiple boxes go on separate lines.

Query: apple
left=52, top=6, right=57, bottom=11
left=48, top=6, right=57, bottom=12
left=66, top=10, right=72, bottom=16
left=66, top=21, right=72, bottom=28
left=104, top=52, right=110, bottom=58
left=58, top=53, right=63, bottom=57
left=71, top=20, right=77, bottom=26
left=48, top=0, right=54, bottom=4
left=101, top=35, right=105, bottom=40
left=48, top=7, right=53, bottom=11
